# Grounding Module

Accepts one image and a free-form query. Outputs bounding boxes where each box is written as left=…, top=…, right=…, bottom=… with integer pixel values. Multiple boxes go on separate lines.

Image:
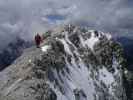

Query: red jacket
left=35, top=34, right=42, bottom=45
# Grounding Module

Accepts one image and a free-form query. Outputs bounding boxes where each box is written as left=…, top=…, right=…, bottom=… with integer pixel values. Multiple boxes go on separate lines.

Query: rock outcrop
left=0, top=25, right=128, bottom=100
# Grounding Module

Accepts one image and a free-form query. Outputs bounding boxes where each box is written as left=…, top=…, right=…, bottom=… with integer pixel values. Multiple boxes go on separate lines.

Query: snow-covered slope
left=0, top=25, right=127, bottom=100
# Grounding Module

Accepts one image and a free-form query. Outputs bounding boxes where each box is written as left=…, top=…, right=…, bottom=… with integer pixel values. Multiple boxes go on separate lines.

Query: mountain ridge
left=0, top=25, right=128, bottom=100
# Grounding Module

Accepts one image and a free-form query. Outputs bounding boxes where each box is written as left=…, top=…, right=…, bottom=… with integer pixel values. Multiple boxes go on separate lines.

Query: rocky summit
left=0, top=25, right=128, bottom=100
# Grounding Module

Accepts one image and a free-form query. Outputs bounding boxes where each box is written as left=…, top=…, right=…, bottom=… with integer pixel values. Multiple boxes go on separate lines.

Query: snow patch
left=99, top=67, right=114, bottom=85
left=41, top=45, right=51, bottom=52
left=124, top=70, right=128, bottom=75
left=80, top=31, right=99, bottom=50
left=106, top=33, right=112, bottom=40
left=59, top=39, right=72, bottom=55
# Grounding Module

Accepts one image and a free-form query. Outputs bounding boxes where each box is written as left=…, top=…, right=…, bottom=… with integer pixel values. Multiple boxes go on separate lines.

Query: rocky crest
left=0, top=25, right=128, bottom=100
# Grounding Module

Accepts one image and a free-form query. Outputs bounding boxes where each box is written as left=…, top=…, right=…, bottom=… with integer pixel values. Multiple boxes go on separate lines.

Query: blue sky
left=0, top=0, right=133, bottom=48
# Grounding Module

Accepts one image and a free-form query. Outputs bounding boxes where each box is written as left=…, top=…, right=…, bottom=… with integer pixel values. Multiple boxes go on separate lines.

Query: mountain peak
left=0, top=25, right=127, bottom=100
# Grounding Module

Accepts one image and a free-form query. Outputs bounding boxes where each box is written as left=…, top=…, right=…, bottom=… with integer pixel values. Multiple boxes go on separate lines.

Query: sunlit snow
left=41, top=45, right=51, bottom=52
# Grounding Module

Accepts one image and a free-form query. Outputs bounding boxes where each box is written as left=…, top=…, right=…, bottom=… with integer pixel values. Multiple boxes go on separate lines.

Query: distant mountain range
left=0, top=37, right=32, bottom=71
left=117, top=37, right=133, bottom=70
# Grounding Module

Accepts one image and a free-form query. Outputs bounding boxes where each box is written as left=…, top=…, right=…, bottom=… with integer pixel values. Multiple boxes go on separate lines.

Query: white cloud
left=0, top=0, right=133, bottom=48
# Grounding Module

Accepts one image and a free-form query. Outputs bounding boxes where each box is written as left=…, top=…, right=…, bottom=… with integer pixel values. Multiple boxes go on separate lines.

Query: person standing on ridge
left=35, top=33, right=42, bottom=48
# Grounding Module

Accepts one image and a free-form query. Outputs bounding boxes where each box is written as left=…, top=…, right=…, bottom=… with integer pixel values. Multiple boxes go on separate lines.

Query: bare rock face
left=0, top=25, right=128, bottom=100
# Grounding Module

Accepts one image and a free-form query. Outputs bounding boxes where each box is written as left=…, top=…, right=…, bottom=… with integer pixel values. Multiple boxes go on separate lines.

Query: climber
left=35, top=33, right=42, bottom=48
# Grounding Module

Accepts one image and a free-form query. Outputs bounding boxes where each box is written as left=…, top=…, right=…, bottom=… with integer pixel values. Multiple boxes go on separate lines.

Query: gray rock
left=0, top=25, right=128, bottom=100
